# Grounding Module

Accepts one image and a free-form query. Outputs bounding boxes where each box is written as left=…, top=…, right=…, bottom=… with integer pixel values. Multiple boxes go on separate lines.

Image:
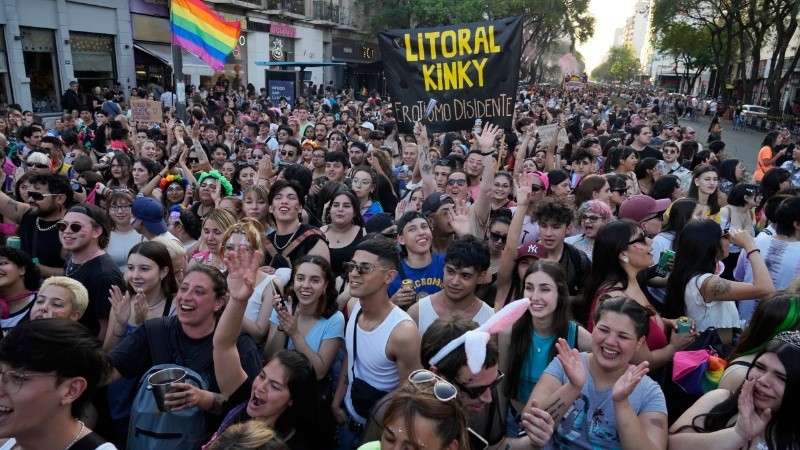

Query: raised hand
left=516, top=174, right=533, bottom=206
left=108, top=285, right=132, bottom=327
left=413, top=121, right=430, bottom=148
left=735, top=378, right=772, bottom=440
left=473, top=122, right=502, bottom=151
left=132, top=288, right=148, bottom=325
left=449, top=198, right=472, bottom=237
left=555, top=338, right=586, bottom=390
left=224, top=247, right=262, bottom=305
left=395, top=198, right=407, bottom=220
left=611, top=361, right=649, bottom=403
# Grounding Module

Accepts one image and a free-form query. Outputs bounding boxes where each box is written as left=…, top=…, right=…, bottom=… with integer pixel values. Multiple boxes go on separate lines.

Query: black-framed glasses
left=108, top=205, right=131, bottom=213
left=579, top=214, right=601, bottom=224
left=0, top=369, right=50, bottom=394
left=451, top=371, right=504, bottom=399
left=447, top=179, right=467, bottom=187
left=642, top=211, right=664, bottom=222
left=56, top=221, right=85, bottom=233
left=27, top=191, right=60, bottom=202
left=408, top=369, right=458, bottom=401
left=489, top=232, right=508, bottom=244
left=628, top=232, right=648, bottom=246
left=343, top=261, right=393, bottom=276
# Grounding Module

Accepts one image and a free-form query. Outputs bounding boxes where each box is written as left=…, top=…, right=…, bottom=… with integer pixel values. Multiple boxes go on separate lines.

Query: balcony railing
left=266, top=0, right=306, bottom=15
left=313, top=1, right=340, bottom=23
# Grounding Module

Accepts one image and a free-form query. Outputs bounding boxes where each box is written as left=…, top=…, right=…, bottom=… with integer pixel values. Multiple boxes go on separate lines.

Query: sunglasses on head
left=56, top=221, right=86, bottom=233
left=28, top=191, right=60, bottom=201
left=408, top=370, right=458, bottom=402
left=628, top=232, right=648, bottom=246
left=451, top=372, right=504, bottom=399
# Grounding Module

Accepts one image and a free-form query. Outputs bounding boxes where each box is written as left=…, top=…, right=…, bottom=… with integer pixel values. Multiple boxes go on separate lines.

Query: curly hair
left=533, top=196, right=575, bottom=225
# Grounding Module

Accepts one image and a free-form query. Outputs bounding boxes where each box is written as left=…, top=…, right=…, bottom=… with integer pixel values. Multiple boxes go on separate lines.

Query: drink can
left=656, top=250, right=675, bottom=277
left=6, top=236, right=20, bottom=249
left=402, top=279, right=414, bottom=291
left=677, top=316, right=693, bottom=333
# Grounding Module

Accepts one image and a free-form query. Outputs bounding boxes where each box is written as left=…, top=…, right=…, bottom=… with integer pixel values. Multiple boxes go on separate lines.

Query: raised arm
left=700, top=230, right=774, bottom=302
left=473, top=123, right=504, bottom=226
left=213, top=247, right=262, bottom=398
left=543, top=122, right=564, bottom=171
left=527, top=339, right=584, bottom=424
left=513, top=124, right=537, bottom=179
left=412, top=121, right=437, bottom=197
left=0, top=188, right=31, bottom=224
left=495, top=178, right=532, bottom=308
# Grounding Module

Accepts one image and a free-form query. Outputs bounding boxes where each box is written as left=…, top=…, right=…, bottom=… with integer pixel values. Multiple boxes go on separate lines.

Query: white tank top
left=344, top=302, right=413, bottom=423
left=243, top=275, right=276, bottom=323
left=417, top=295, right=495, bottom=336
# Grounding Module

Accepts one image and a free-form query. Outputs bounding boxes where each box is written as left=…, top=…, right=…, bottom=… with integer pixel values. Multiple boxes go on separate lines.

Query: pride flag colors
left=170, top=0, right=241, bottom=71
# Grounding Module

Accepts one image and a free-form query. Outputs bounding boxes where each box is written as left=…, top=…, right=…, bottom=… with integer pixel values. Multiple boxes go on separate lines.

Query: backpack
left=127, top=318, right=213, bottom=450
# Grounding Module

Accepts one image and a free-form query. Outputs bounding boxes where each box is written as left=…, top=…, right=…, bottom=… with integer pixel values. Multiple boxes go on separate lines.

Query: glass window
left=21, top=27, right=60, bottom=113
left=71, top=32, right=116, bottom=93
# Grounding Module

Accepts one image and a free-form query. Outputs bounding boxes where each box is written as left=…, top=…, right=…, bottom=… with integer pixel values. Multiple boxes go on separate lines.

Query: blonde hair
left=26, top=152, right=50, bottom=166
left=39, top=276, right=89, bottom=317
left=207, top=421, right=287, bottom=450
left=219, top=218, right=265, bottom=261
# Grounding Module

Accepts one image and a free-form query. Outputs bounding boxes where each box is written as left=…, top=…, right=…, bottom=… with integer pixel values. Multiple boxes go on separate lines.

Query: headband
left=428, top=299, right=529, bottom=374
left=197, top=170, right=233, bottom=197
left=530, top=171, right=549, bottom=191
left=158, top=173, right=189, bottom=191
left=774, top=330, right=800, bottom=350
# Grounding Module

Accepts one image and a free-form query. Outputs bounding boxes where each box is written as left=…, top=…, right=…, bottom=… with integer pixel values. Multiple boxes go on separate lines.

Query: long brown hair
left=505, top=260, right=572, bottom=400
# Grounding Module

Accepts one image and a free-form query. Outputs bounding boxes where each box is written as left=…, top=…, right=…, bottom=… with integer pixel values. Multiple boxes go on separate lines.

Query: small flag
left=170, top=0, right=241, bottom=71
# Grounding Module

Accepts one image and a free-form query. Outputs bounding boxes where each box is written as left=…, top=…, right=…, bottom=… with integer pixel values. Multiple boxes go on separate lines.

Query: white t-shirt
left=684, top=273, right=740, bottom=332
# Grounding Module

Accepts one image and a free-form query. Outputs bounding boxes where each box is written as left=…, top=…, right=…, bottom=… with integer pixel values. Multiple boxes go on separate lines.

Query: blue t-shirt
left=543, top=353, right=666, bottom=450
left=387, top=253, right=446, bottom=298
left=269, top=310, right=345, bottom=352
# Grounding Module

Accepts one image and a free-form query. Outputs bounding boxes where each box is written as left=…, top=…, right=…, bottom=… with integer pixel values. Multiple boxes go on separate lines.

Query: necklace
left=64, top=420, right=85, bottom=450
left=326, top=225, right=352, bottom=244
left=36, top=217, right=58, bottom=232
left=273, top=225, right=300, bottom=251
left=65, top=249, right=102, bottom=277
left=147, top=298, right=166, bottom=311
left=438, top=295, right=479, bottom=316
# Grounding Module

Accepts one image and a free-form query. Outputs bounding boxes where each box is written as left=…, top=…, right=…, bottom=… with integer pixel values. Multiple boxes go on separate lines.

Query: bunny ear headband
left=428, top=299, right=529, bottom=374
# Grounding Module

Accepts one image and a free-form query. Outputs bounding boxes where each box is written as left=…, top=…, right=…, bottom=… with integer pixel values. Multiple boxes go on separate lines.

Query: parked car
left=741, top=104, right=769, bottom=118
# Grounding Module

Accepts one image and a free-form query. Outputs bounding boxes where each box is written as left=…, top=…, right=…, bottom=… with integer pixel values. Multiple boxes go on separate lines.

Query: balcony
left=312, top=1, right=341, bottom=24
left=205, top=0, right=263, bottom=9
left=338, top=7, right=361, bottom=30
left=266, top=0, right=306, bottom=16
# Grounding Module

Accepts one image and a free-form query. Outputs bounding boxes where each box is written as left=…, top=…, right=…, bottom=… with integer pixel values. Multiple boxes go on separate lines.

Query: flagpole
left=169, top=0, right=187, bottom=123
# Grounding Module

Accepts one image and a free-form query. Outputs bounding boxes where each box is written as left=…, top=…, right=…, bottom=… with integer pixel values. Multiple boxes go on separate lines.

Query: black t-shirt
left=69, top=253, right=124, bottom=337
left=635, top=145, right=663, bottom=161
left=265, top=224, right=326, bottom=270
left=557, top=243, right=592, bottom=296
left=18, top=212, right=65, bottom=269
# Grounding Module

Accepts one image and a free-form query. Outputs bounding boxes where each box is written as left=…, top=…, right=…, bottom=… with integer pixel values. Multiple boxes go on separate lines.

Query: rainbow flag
left=170, top=0, right=241, bottom=71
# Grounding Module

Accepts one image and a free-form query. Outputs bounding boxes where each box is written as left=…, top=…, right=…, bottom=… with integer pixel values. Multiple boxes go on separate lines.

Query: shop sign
left=270, top=23, right=296, bottom=38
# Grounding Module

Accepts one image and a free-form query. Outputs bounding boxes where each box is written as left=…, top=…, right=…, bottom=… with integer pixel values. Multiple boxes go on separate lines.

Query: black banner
left=378, top=16, right=523, bottom=133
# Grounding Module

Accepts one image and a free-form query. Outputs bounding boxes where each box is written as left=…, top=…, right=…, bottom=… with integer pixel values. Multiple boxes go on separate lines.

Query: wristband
left=746, top=249, right=761, bottom=258
left=732, top=423, right=750, bottom=442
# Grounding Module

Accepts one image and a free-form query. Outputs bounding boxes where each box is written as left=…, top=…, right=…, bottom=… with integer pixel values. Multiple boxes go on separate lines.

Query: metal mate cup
left=147, top=368, right=187, bottom=412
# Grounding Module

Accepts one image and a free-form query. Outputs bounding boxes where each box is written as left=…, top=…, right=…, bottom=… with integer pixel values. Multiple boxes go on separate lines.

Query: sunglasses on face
left=642, top=211, right=664, bottom=222
left=628, top=232, right=648, bottom=246
left=489, top=231, right=508, bottom=244
left=28, top=163, right=49, bottom=169
left=451, top=372, right=504, bottom=399
left=408, top=369, right=458, bottom=402
left=56, top=221, right=88, bottom=233
left=447, top=179, right=467, bottom=187
left=342, top=261, right=393, bottom=276
left=280, top=151, right=295, bottom=157
left=28, top=191, right=59, bottom=202
left=530, top=184, right=545, bottom=192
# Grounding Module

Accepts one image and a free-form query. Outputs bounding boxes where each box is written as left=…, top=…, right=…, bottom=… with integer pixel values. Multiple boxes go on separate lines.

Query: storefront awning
left=134, top=43, right=215, bottom=77
left=254, top=61, right=346, bottom=68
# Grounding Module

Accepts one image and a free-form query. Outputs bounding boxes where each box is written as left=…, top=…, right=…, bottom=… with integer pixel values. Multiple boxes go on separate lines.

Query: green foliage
left=592, top=45, right=639, bottom=82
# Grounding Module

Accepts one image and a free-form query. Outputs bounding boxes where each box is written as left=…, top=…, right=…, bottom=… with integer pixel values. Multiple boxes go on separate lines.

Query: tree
left=764, top=0, right=800, bottom=115
left=655, top=22, right=714, bottom=93
left=591, top=45, right=639, bottom=82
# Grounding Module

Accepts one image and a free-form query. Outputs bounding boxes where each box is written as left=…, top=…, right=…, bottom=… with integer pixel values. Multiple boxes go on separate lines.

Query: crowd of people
left=0, top=80, right=798, bottom=450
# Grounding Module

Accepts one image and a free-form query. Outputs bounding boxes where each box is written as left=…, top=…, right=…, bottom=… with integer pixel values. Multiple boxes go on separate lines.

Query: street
left=677, top=115, right=767, bottom=174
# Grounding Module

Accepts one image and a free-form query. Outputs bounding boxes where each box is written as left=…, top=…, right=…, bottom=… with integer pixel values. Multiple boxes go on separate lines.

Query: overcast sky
left=576, top=0, right=638, bottom=72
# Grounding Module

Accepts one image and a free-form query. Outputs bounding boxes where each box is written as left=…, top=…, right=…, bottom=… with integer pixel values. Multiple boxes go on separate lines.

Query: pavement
left=675, top=115, right=767, bottom=173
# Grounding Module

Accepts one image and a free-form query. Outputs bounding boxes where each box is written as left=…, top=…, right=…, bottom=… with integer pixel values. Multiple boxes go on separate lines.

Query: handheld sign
left=130, top=99, right=163, bottom=125
left=378, top=16, right=523, bottom=133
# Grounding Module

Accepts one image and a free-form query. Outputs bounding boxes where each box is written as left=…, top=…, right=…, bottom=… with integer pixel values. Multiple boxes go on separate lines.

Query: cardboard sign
left=378, top=16, right=523, bottom=133
left=536, top=123, right=569, bottom=147
left=130, top=99, right=163, bottom=124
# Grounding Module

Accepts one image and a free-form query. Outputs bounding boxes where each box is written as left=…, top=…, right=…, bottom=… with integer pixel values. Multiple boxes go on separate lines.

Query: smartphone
left=279, top=298, right=288, bottom=311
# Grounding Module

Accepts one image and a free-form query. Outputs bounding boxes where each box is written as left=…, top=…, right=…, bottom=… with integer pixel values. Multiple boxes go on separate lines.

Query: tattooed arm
left=0, top=189, right=31, bottom=224
left=699, top=254, right=774, bottom=303
left=413, top=121, right=437, bottom=197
